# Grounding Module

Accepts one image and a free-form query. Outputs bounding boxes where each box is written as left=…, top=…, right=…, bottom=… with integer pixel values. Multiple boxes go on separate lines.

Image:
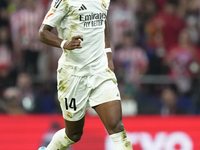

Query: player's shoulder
left=50, top=0, right=69, bottom=11
left=69, top=0, right=110, bottom=9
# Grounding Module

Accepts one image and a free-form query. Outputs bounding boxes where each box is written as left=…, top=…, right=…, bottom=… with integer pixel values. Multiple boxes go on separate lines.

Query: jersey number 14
left=65, top=98, right=77, bottom=111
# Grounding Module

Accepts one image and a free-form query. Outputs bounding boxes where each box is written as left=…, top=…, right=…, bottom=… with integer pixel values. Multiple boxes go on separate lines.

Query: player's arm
left=105, top=20, right=114, bottom=72
left=38, top=24, right=83, bottom=50
left=39, top=0, right=83, bottom=50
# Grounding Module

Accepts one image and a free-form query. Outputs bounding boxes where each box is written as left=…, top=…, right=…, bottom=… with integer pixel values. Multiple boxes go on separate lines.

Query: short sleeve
left=42, top=0, right=67, bottom=27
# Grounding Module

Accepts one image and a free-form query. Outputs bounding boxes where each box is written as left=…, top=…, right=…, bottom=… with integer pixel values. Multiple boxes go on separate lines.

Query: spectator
left=16, top=73, right=36, bottom=112
left=108, top=0, right=137, bottom=47
left=10, top=0, right=44, bottom=74
left=165, top=29, right=200, bottom=94
left=114, top=32, right=148, bottom=88
left=136, top=0, right=158, bottom=47
left=160, top=88, right=186, bottom=115
left=0, top=87, right=26, bottom=114
left=184, top=0, right=199, bottom=44
left=0, top=26, right=16, bottom=98
left=145, top=31, right=167, bottom=76
left=146, top=0, right=185, bottom=50
left=137, top=0, right=157, bottom=30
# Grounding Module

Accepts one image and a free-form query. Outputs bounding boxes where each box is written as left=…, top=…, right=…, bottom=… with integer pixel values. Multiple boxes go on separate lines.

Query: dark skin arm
left=38, top=24, right=83, bottom=50
left=105, top=20, right=114, bottom=72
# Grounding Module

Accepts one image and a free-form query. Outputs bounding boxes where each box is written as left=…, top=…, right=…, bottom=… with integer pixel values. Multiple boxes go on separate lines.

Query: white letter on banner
left=164, top=132, right=193, bottom=150
left=140, top=132, right=167, bottom=150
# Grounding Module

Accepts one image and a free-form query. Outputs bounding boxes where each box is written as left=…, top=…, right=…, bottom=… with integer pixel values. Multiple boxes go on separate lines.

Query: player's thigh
left=89, top=75, right=124, bottom=134
left=94, top=100, right=124, bottom=135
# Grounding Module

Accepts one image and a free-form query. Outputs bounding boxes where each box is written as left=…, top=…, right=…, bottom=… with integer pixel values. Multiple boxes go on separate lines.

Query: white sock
left=110, top=130, right=133, bottom=150
left=46, top=128, right=75, bottom=150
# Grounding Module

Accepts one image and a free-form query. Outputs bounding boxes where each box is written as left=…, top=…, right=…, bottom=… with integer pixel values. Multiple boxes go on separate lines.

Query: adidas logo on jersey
left=79, top=4, right=87, bottom=11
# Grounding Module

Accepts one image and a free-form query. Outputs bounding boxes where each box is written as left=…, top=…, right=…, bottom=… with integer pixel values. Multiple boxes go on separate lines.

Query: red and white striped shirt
left=10, top=1, right=45, bottom=51
left=114, top=47, right=148, bottom=84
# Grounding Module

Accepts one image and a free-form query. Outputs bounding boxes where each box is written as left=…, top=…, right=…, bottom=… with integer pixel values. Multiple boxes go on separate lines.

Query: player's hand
left=64, top=35, right=83, bottom=50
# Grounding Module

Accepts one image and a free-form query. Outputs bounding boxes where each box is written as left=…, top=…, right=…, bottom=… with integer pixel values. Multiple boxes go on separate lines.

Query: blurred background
left=1, top=0, right=200, bottom=149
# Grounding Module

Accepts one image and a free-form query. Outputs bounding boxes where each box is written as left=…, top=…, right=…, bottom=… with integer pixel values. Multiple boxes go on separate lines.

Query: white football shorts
left=57, top=67, right=121, bottom=121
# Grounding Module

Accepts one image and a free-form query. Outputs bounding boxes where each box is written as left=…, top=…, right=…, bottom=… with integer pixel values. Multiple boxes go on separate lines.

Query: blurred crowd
left=0, top=0, right=200, bottom=115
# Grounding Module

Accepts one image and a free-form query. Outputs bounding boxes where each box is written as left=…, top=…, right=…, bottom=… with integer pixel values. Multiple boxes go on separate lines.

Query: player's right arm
left=38, top=0, right=83, bottom=50
left=38, top=24, right=83, bottom=50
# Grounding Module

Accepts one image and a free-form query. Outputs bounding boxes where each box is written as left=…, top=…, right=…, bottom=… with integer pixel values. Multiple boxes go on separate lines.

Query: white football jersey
left=43, top=0, right=111, bottom=76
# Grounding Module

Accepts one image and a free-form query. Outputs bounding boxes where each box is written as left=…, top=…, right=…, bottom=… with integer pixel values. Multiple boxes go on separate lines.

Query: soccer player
left=38, top=0, right=133, bottom=150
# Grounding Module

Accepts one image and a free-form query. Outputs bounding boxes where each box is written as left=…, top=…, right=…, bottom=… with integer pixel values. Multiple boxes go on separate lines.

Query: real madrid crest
left=67, top=111, right=73, bottom=118
left=101, top=0, right=107, bottom=9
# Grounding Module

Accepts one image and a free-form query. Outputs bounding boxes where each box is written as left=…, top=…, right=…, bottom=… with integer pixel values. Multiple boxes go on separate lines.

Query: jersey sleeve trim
left=54, top=0, right=63, bottom=8
left=42, top=0, right=67, bottom=28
